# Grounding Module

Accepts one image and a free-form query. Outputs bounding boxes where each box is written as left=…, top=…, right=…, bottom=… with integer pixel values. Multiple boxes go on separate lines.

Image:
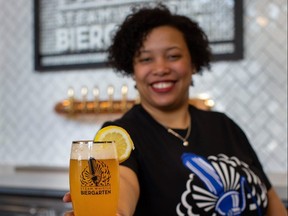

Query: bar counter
left=0, top=165, right=287, bottom=206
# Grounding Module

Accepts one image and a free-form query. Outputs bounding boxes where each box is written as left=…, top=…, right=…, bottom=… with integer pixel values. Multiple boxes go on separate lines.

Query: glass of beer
left=69, top=140, right=119, bottom=216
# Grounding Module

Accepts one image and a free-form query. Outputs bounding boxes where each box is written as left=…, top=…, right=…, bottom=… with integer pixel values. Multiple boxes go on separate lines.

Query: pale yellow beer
left=69, top=141, right=119, bottom=216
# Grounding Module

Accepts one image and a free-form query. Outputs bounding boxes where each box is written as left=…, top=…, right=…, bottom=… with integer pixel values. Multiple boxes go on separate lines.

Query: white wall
left=0, top=0, right=287, bottom=173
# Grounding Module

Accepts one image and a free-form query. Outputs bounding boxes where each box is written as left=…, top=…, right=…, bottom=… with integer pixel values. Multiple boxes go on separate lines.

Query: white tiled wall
left=0, top=0, right=287, bottom=173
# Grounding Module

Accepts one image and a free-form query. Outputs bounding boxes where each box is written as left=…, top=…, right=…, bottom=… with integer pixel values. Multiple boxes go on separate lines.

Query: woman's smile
left=150, top=80, right=176, bottom=93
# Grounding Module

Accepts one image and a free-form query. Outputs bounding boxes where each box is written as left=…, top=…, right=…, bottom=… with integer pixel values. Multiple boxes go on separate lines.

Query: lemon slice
left=94, top=125, right=135, bottom=163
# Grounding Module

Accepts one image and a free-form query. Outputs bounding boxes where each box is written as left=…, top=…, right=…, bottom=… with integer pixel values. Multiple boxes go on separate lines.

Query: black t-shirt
left=102, top=105, right=271, bottom=216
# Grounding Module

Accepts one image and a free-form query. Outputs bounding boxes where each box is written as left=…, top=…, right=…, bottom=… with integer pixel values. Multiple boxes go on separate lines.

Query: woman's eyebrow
left=139, top=46, right=181, bottom=53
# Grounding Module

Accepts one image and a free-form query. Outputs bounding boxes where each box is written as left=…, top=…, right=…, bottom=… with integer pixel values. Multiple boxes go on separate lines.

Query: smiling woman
left=63, top=3, right=287, bottom=216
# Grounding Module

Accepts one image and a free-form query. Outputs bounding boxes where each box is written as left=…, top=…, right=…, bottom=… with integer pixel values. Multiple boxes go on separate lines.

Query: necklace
left=167, top=122, right=191, bottom=146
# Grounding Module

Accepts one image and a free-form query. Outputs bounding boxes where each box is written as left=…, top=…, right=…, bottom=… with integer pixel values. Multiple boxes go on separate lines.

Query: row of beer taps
left=55, top=84, right=138, bottom=114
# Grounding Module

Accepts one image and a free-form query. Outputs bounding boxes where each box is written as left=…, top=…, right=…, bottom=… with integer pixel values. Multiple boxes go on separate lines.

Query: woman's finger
left=64, top=210, right=74, bottom=216
left=63, top=192, right=72, bottom=202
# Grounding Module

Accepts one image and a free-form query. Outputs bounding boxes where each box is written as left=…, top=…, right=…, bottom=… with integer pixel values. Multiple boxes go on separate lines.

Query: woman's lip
left=151, top=81, right=175, bottom=92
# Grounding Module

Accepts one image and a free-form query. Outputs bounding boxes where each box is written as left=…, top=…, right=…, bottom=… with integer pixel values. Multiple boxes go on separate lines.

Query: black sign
left=34, top=0, right=243, bottom=71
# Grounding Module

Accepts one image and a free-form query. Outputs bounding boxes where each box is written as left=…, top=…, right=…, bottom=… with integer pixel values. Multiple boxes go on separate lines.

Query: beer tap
left=67, top=87, right=75, bottom=113
left=81, top=86, right=88, bottom=112
left=121, top=84, right=128, bottom=112
left=107, top=85, right=114, bottom=112
left=92, top=86, right=100, bottom=112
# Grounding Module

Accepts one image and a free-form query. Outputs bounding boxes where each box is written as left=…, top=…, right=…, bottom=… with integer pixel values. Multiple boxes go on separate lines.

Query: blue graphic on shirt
left=177, top=153, right=266, bottom=216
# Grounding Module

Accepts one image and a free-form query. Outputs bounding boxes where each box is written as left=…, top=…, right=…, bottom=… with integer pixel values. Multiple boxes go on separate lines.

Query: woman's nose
left=152, top=58, right=170, bottom=75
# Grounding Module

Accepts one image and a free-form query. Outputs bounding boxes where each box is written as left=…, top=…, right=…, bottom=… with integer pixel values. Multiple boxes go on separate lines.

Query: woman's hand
left=63, top=192, right=72, bottom=203
left=64, top=210, right=74, bottom=216
left=63, top=192, right=74, bottom=216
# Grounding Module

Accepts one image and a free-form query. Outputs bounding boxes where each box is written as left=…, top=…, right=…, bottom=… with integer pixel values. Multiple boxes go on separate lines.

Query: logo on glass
left=80, top=157, right=112, bottom=195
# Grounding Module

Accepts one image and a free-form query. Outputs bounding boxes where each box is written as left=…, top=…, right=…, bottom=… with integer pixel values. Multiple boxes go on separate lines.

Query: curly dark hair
left=107, top=4, right=211, bottom=76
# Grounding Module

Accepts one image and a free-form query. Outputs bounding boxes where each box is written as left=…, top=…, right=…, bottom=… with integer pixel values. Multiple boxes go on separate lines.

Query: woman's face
left=133, top=26, right=194, bottom=111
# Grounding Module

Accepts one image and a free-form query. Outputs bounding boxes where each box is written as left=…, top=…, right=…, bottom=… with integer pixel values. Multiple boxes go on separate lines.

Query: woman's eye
left=139, top=57, right=152, bottom=63
left=168, top=55, right=181, bottom=60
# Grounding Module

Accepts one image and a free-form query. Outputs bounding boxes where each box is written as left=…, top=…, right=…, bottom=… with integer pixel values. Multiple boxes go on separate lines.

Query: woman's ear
left=190, top=76, right=194, bottom=86
left=190, top=68, right=196, bottom=86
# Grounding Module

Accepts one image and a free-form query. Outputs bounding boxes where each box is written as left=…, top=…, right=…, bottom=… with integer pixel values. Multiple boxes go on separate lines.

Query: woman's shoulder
left=189, top=105, right=247, bottom=138
left=189, top=105, right=244, bottom=130
left=189, top=105, right=230, bottom=120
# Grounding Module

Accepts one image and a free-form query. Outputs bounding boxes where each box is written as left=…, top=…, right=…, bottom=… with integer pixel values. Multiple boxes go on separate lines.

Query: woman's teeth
left=152, top=82, right=173, bottom=89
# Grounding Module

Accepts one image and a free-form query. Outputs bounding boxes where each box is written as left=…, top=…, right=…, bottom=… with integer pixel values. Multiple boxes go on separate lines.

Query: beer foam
left=70, top=141, right=117, bottom=160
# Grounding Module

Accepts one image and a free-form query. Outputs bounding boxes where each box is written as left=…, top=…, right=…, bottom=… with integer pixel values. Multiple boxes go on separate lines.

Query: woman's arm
left=117, top=165, right=140, bottom=216
left=63, top=165, right=139, bottom=216
left=266, top=187, right=287, bottom=215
